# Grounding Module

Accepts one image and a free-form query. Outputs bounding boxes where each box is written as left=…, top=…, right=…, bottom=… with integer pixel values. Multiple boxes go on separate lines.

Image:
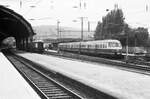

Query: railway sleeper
left=48, top=96, right=72, bottom=99
left=43, top=90, right=65, bottom=92
left=42, top=89, right=63, bottom=91
left=35, top=83, right=55, bottom=86
left=46, top=93, right=71, bottom=97
left=38, top=86, right=58, bottom=88
left=45, top=92, right=69, bottom=96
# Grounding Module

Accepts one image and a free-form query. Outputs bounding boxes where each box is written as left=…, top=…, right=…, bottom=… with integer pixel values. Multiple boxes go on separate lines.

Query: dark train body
left=28, top=40, right=44, bottom=53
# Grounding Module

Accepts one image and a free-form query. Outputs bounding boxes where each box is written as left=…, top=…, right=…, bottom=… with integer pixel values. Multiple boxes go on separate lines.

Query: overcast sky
left=0, top=0, right=150, bottom=31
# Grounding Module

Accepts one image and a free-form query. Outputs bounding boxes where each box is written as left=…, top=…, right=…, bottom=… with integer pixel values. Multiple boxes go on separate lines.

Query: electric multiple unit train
left=58, top=39, right=122, bottom=56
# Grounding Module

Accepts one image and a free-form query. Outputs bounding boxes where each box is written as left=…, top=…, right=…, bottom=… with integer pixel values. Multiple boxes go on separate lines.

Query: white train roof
left=81, top=39, right=121, bottom=44
left=59, top=39, right=121, bottom=45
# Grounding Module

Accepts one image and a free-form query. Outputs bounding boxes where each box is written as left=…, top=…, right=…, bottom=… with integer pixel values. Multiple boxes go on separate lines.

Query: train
left=28, top=40, right=44, bottom=53
left=1, top=40, right=45, bottom=53
left=4, top=37, right=147, bottom=58
left=58, top=39, right=123, bottom=57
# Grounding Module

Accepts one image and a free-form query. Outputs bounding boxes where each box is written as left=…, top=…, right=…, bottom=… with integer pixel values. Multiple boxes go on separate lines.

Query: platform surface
left=15, top=51, right=150, bottom=99
left=0, top=52, right=41, bottom=99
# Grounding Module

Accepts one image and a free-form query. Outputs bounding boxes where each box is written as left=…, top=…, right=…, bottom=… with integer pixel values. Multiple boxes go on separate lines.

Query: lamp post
left=73, top=17, right=87, bottom=41
left=73, top=2, right=87, bottom=41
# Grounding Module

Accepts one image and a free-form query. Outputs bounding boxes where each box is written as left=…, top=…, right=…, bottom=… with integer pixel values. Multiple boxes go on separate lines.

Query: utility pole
left=88, top=21, right=90, bottom=32
left=125, top=25, right=128, bottom=63
left=81, top=17, right=83, bottom=40
left=79, top=17, right=87, bottom=41
left=57, top=20, right=60, bottom=40
left=126, top=33, right=128, bottom=62
left=20, top=0, right=22, bottom=8
left=135, top=34, right=137, bottom=47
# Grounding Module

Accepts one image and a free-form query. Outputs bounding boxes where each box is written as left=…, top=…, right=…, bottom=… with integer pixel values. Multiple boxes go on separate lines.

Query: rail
left=5, top=54, right=83, bottom=99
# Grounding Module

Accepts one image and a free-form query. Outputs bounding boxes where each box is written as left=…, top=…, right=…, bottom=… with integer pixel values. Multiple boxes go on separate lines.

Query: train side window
left=103, top=44, right=105, bottom=48
left=35, top=43, right=38, bottom=48
left=85, top=45, right=87, bottom=48
left=92, top=44, right=95, bottom=49
left=97, top=45, right=99, bottom=49
left=108, top=42, right=112, bottom=47
left=76, top=45, right=78, bottom=48
left=99, top=44, right=101, bottom=49
left=75, top=45, right=77, bottom=48
left=97, top=44, right=99, bottom=49
left=103, top=44, right=106, bottom=48
left=101, top=44, right=103, bottom=48
left=95, top=44, right=98, bottom=49
left=82, top=45, right=85, bottom=48
left=102, top=44, right=104, bottom=48
left=104, top=43, right=106, bottom=48
left=113, top=42, right=116, bottom=47
left=105, top=43, right=107, bottom=48
left=89, top=45, right=92, bottom=48
left=99, top=44, right=101, bottom=48
left=91, top=45, right=93, bottom=49
left=116, top=43, right=119, bottom=47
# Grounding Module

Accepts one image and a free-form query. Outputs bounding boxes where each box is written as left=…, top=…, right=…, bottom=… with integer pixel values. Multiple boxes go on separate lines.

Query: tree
left=94, top=21, right=103, bottom=40
left=94, top=7, right=149, bottom=47
left=120, top=27, right=149, bottom=47
left=134, top=27, right=149, bottom=46
left=94, top=8, right=125, bottom=40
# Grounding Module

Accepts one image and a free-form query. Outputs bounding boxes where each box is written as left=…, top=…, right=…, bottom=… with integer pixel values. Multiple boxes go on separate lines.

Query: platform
left=15, top=51, right=150, bottom=99
left=0, top=52, right=40, bottom=99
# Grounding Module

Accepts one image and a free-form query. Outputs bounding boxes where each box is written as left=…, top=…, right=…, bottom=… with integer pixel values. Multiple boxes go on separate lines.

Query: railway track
left=5, top=54, right=83, bottom=99
left=4, top=51, right=116, bottom=99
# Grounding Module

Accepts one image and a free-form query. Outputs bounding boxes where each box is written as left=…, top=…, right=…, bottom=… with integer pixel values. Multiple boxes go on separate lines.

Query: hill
left=32, top=25, right=94, bottom=40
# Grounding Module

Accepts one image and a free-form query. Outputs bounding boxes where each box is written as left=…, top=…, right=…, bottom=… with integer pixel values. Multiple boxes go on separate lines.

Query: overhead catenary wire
left=23, top=0, right=45, bottom=15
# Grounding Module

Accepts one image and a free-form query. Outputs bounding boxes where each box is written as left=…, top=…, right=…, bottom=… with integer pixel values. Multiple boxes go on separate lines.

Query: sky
left=0, top=0, right=150, bottom=31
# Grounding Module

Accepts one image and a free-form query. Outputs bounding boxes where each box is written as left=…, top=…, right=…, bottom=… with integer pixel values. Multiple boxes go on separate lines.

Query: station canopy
left=0, top=5, right=34, bottom=43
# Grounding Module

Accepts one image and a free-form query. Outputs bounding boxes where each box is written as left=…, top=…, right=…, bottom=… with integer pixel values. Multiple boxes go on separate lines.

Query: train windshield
left=108, top=42, right=121, bottom=47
